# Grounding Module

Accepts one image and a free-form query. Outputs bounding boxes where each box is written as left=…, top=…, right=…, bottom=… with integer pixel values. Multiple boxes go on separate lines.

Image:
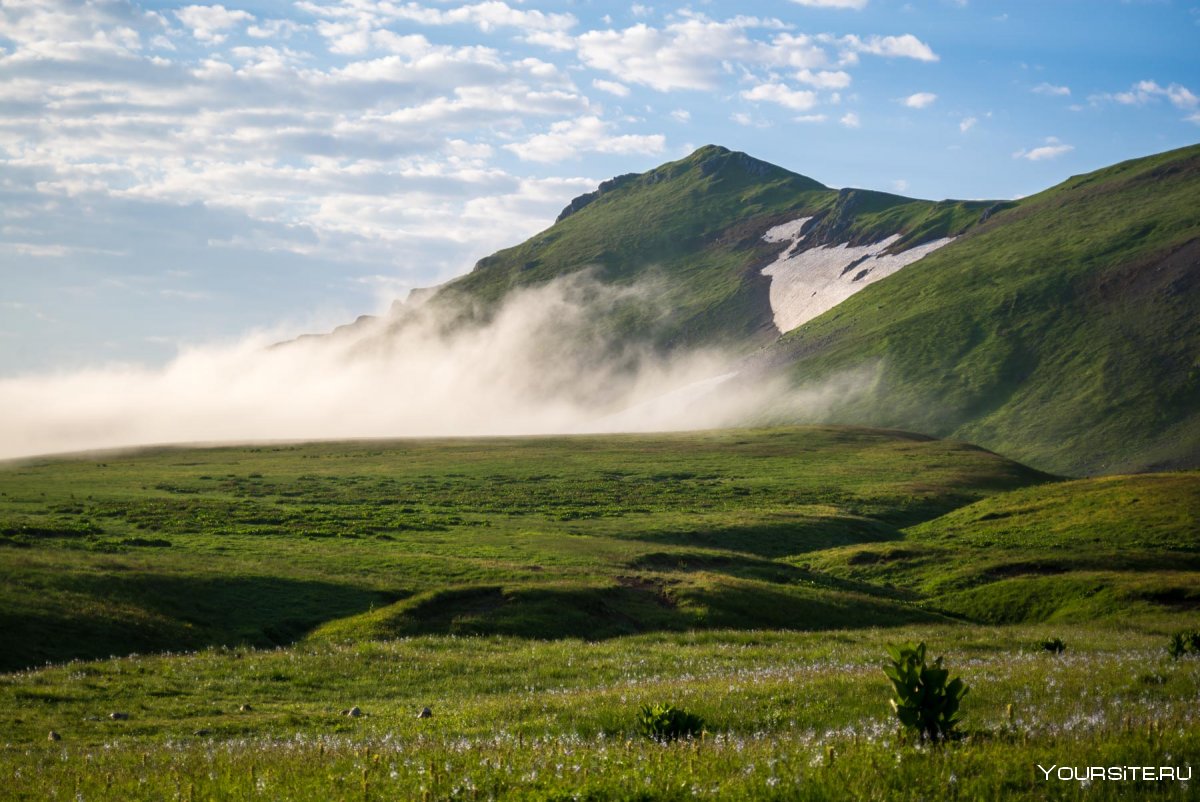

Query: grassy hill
left=808, top=472, right=1200, bottom=624
left=1, top=431, right=1198, bottom=800
left=766, top=143, right=1200, bottom=475
left=0, top=427, right=1047, bottom=672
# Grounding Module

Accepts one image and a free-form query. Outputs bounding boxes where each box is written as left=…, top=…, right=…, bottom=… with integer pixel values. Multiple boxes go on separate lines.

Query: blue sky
left=1, top=0, right=1198, bottom=375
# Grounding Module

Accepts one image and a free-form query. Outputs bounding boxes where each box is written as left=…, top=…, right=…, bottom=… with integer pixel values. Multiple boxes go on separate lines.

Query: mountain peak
left=683, top=144, right=823, bottom=186
left=687, top=143, right=732, bottom=159
left=554, top=145, right=824, bottom=223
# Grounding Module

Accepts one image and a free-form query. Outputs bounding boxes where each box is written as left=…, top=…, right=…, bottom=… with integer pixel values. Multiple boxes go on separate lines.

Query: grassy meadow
left=1, top=426, right=1197, bottom=799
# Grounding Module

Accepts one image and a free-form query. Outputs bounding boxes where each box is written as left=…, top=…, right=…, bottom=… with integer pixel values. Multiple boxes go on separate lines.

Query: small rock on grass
left=417, top=707, right=433, bottom=719
left=239, top=704, right=253, bottom=713
left=342, top=706, right=362, bottom=717
left=48, top=731, right=61, bottom=742
left=108, top=712, right=128, bottom=720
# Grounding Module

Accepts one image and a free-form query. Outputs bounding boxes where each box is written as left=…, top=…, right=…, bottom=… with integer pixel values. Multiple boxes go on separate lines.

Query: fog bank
left=0, top=275, right=876, bottom=460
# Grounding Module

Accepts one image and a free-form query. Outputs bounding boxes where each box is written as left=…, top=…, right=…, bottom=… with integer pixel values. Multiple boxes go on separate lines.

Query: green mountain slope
left=403, top=145, right=996, bottom=356
left=765, top=143, right=1200, bottom=475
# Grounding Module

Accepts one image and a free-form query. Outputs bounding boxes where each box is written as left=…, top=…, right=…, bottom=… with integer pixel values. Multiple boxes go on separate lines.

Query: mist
left=0, top=274, right=878, bottom=461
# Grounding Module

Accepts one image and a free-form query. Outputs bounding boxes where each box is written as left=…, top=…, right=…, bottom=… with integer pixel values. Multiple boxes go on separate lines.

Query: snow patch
left=762, top=216, right=813, bottom=243
left=760, top=218, right=954, bottom=333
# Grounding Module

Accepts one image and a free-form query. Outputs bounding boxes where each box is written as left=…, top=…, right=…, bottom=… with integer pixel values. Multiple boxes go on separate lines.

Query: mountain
left=761, top=143, right=1200, bottom=475
left=381, top=144, right=999, bottom=356
left=332, top=143, right=1199, bottom=476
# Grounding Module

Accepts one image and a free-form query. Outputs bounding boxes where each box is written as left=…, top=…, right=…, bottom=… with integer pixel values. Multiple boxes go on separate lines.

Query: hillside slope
left=0, top=427, right=1047, bottom=670
left=762, top=143, right=1200, bottom=475
left=809, top=471, right=1200, bottom=623
left=382, top=145, right=996, bottom=357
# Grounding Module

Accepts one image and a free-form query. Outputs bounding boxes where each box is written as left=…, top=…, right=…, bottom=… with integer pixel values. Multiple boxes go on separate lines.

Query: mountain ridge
left=314, top=142, right=1200, bottom=476
left=381, top=144, right=998, bottom=359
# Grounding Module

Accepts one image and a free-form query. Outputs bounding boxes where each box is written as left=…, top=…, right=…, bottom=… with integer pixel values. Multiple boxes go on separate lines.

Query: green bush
left=1167, top=630, right=1200, bottom=660
left=884, top=642, right=969, bottom=743
left=1041, top=637, right=1066, bottom=654
left=636, top=703, right=705, bottom=741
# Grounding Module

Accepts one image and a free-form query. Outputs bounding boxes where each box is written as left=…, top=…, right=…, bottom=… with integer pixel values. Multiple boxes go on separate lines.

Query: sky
left=1, top=0, right=1198, bottom=375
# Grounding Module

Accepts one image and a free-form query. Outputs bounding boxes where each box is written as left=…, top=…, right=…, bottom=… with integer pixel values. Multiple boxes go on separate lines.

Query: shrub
left=1041, top=637, right=1066, bottom=654
left=884, top=642, right=968, bottom=743
left=636, top=703, right=705, bottom=741
left=1167, top=630, right=1200, bottom=660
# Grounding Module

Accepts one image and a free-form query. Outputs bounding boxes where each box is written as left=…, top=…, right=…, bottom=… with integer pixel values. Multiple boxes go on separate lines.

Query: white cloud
left=592, top=78, right=630, bottom=97
left=246, top=19, right=303, bottom=40
left=0, top=0, right=611, bottom=276
left=670, top=109, right=691, bottom=122
left=1105, top=79, right=1198, bottom=109
left=742, top=82, right=818, bottom=111
left=840, top=111, right=860, bottom=127
left=175, top=4, right=254, bottom=44
left=1093, top=80, right=1198, bottom=123
left=445, top=138, right=493, bottom=162
left=503, top=115, right=665, bottom=162
left=892, top=179, right=908, bottom=192
left=1013, top=136, right=1073, bottom=161
left=794, top=69, right=851, bottom=89
left=381, top=1, right=576, bottom=34
left=838, top=33, right=938, bottom=62
left=575, top=17, right=828, bottom=93
left=902, top=92, right=937, bottom=109
left=0, top=0, right=151, bottom=60
left=959, top=116, right=977, bottom=132
left=300, top=1, right=576, bottom=35
left=522, top=29, right=574, bottom=51
left=576, top=20, right=753, bottom=92
left=790, top=0, right=869, bottom=7
left=1032, top=82, right=1070, bottom=97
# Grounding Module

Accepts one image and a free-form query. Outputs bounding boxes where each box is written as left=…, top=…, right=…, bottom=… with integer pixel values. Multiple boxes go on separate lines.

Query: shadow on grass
left=620, top=517, right=903, bottom=559
left=1, top=573, right=400, bottom=672
left=327, top=579, right=943, bottom=643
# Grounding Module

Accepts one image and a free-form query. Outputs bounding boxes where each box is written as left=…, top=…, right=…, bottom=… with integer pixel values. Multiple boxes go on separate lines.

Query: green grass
left=0, top=426, right=1047, bottom=671
left=805, top=472, right=1200, bottom=623
left=2, top=429, right=1198, bottom=799
left=3, top=625, right=1197, bottom=800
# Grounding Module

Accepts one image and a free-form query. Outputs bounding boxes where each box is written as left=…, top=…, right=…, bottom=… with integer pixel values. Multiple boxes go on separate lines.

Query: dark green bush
left=636, top=703, right=705, bottom=741
left=1040, top=637, right=1066, bottom=654
left=1167, top=630, right=1200, bottom=660
left=884, top=642, right=968, bottom=743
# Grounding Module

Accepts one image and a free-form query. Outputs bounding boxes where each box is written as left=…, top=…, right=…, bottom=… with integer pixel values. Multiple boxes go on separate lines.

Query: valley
left=1, top=429, right=1197, bottom=799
